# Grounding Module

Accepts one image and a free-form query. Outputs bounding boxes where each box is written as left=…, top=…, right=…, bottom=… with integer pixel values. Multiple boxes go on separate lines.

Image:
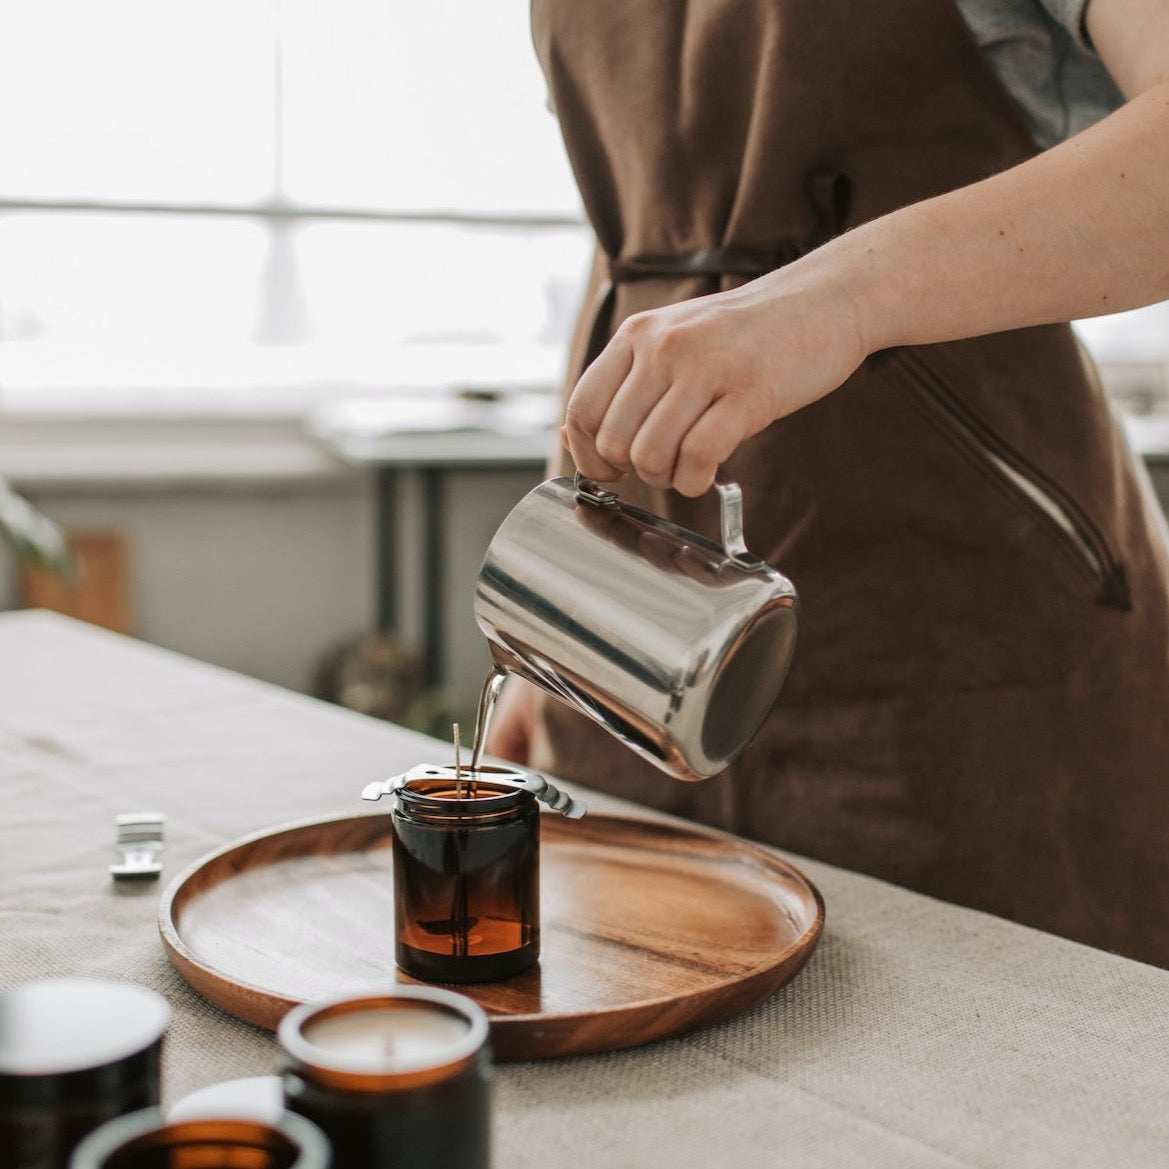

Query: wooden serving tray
left=160, top=812, right=823, bottom=1061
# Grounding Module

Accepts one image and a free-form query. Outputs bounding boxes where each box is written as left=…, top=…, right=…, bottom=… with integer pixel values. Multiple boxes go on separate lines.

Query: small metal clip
left=109, top=812, right=165, bottom=881
left=573, top=471, right=620, bottom=507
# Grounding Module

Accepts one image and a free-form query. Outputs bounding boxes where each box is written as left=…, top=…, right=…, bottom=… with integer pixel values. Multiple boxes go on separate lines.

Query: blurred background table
left=307, top=389, right=553, bottom=686
left=3, top=610, right=1167, bottom=1168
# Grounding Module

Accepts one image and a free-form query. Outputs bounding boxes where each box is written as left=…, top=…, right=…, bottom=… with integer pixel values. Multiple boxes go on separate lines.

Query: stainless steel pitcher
left=473, top=474, right=798, bottom=781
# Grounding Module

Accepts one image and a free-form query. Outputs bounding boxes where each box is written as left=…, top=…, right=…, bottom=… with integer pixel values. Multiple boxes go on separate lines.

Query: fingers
left=561, top=294, right=785, bottom=495
left=627, top=379, right=724, bottom=491
left=563, top=349, right=742, bottom=497
left=566, top=370, right=737, bottom=497
left=560, top=262, right=866, bottom=494
left=562, top=332, right=636, bottom=482
left=669, top=397, right=746, bottom=497
left=564, top=312, right=721, bottom=490
left=592, top=355, right=669, bottom=479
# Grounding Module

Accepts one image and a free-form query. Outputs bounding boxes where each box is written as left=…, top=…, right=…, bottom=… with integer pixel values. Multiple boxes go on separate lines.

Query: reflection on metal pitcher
left=473, top=475, right=798, bottom=781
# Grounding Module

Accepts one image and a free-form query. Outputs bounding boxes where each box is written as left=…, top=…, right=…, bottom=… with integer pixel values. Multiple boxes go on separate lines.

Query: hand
left=483, top=675, right=540, bottom=766
left=562, top=256, right=868, bottom=496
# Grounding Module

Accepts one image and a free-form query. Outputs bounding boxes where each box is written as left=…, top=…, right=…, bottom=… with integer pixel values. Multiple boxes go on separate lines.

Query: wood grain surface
left=159, top=812, right=824, bottom=1060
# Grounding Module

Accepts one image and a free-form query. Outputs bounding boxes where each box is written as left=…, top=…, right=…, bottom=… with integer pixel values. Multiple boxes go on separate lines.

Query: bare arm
left=563, top=0, right=1169, bottom=497
left=850, top=0, right=1169, bottom=348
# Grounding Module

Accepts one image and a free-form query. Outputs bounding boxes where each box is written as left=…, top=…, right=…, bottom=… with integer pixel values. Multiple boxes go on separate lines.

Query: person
left=487, top=0, right=1169, bottom=967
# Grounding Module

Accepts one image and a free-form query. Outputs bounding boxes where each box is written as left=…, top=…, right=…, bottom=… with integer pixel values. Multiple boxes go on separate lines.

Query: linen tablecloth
left=2, top=610, right=1167, bottom=1167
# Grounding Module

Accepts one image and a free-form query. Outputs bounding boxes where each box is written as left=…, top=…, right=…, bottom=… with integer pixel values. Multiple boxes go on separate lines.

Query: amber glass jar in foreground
left=279, top=987, right=491, bottom=1169
left=68, top=1107, right=329, bottom=1169
left=391, top=776, right=539, bottom=983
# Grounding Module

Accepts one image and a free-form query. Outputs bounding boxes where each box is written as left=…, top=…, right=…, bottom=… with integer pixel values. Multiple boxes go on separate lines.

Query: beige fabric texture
left=2, top=611, right=1167, bottom=1168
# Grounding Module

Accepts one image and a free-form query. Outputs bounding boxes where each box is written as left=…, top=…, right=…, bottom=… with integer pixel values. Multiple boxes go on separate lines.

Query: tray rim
left=159, top=810, right=825, bottom=1058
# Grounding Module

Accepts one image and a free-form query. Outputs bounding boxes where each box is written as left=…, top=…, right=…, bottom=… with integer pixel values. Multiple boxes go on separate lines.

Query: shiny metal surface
left=473, top=476, right=798, bottom=781
left=361, top=763, right=588, bottom=819
left=108, top=812, right=165, bottom=881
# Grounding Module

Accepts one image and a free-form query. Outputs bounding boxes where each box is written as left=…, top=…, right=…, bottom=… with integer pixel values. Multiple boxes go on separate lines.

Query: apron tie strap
left=607, top=246, right=797, bottom=283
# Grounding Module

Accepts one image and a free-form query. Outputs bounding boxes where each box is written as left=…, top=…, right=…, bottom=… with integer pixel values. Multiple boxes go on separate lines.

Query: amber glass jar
left=391, top=776, right=539, bottom=983
left=279, top=987, right=490, bottom=1169
left=67, top=1107, right=329, bottom=1169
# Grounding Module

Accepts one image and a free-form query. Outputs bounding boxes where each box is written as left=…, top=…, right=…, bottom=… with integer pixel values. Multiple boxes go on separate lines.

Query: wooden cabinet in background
left=21, top=529, right=133, bottom=635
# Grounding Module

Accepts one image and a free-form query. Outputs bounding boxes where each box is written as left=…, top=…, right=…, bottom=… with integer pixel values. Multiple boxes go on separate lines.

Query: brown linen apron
left=527, top=0, right=1169, bottom=965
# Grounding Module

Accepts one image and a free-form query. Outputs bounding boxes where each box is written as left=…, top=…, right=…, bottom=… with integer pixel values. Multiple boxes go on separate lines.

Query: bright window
left=0, top=1, right=591, bottom=402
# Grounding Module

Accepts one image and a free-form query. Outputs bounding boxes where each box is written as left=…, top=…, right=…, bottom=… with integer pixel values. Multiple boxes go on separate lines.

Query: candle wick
left=453, top=722, right=462, bottom=801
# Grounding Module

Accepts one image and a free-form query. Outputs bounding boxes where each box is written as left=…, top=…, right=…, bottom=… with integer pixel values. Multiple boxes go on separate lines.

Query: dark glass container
left=279, top=987, right=491, bottom=1169
left=0, top=978, right=170, bottom=1169
left=68, top=1107, right=329, bottom=1169
left=391, top=776, right=539, bottom=983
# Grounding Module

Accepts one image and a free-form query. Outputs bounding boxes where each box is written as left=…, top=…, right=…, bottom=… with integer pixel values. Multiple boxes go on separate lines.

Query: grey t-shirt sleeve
left=1039, top=0, right=1094, bottom=51
left=956, top=0, right=1123, bottom=149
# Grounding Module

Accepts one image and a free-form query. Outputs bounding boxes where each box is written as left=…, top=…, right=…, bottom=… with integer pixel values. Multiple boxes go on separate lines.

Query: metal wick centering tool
left=108, top=812, right=166, bottom=881
left=361, top=765, right=588, bottom=819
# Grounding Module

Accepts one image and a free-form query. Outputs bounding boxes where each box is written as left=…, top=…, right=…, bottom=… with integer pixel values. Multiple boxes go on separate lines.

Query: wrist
left=814, top=218, right=906, bottom=358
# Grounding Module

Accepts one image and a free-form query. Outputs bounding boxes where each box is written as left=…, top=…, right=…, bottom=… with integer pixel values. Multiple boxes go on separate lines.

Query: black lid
left=0, top=978, right=170, bottom=1107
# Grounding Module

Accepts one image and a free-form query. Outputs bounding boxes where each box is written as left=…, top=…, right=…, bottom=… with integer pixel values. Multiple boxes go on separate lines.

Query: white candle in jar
left=278, top=988, right=492, bottom=1169
left=300, top=1007, right=471, bottom=1073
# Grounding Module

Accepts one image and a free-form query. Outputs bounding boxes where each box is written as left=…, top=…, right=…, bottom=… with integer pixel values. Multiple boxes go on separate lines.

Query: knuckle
left=617, top=311, right=681, bottom=360
left=677, top=428, right=712, bottom=464
left=616, top=311, right=653, bottom=342
left=563, top=397, right=598, bottom=438
left=652, top=322, right=692, bottom=362
left=594, top=431, right=630, bottom=467
left=675, top=440, right=719, bottom=495
left=673, top=470, right=710, bottom=498
left=629, top=434, right=673, bottom=481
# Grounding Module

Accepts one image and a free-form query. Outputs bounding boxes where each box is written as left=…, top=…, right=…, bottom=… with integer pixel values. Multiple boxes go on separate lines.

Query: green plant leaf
left=0, top=476, right=73, bottom=579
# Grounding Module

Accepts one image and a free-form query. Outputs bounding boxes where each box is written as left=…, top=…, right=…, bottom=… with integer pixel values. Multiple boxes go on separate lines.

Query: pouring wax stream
left=469, top=667, right=507, bottom=777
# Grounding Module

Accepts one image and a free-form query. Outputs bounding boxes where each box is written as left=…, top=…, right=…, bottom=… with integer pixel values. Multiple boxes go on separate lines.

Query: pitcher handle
left=714, top=475, right=766, bottom=570
left=714, top=478, right=748, bottom=561
left=575, top=468, right=764, bottom=570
